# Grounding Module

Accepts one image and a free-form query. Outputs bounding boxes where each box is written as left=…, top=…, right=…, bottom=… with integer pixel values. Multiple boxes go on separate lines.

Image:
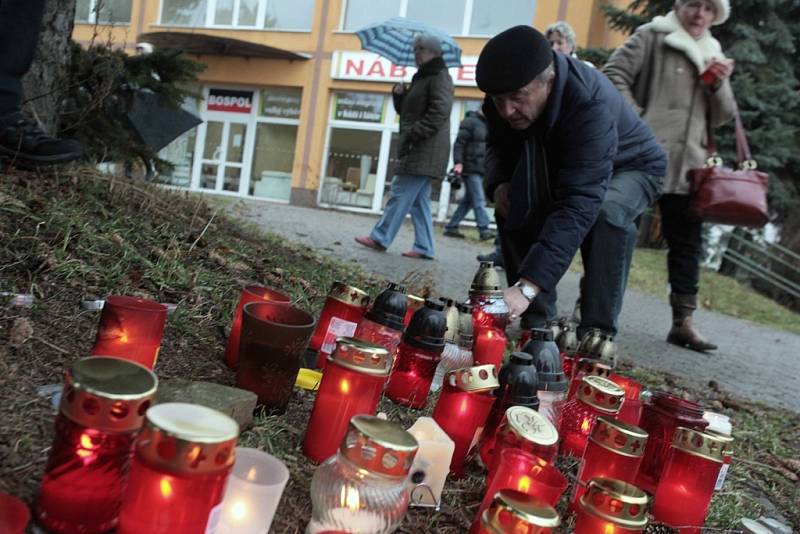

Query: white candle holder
left=406, top=417, right=454, bottom=509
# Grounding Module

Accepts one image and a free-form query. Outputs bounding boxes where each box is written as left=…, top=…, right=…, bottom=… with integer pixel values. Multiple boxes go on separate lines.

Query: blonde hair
left=545, top=21, right=577, bottom=53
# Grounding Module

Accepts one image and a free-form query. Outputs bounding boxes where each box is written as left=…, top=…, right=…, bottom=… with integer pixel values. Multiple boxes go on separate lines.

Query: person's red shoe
left=354, top=236, right=386, bottom=251
left=401, top=251, right=434, bottom=260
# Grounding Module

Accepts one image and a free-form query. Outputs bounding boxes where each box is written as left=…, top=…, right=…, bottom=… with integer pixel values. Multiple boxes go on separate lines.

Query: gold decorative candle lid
left=672, top=427, right=734, bottom=463
left=575, top=358, right=612, bottom=378
left=445, top=364, right=499, bottom=393
left=579, top=478, right=649, bottom=528
left=138, top=403, right=239, bottom=475
left=500, top=406, right=559, bottom=446
left=61, top=357, right=158, bottom=432
left=341, top=415, right=418, bottom=478
left=327, top=281, right=370, bottom=308
left=469, top=261, right=503, bottom=297
left=456, top=302, right=474, bottom=348
left=577, top=376, right=625, bottom=414
left=329, top=337, right=390, bottom=376
left=482, top=489, right=561, bottom=532
left=589, top=417, right=648, bottom=457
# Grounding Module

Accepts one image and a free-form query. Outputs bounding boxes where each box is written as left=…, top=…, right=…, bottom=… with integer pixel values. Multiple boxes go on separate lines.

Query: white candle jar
left=307, top=415, right=419, bottom=534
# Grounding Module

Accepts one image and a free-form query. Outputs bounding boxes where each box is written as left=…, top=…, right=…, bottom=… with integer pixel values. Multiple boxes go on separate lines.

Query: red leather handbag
left=687, top=106, right=769, bottom=228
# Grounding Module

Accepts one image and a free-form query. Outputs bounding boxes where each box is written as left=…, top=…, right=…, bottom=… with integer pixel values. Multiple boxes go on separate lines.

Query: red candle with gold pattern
left=574, top=478, right=649, bottom=534
left=652, top=428, right=734, bottom=534
left=489, top=406, right=559, bottom=474
left=473, top=327, right=507, bottom=371
left=90, top=296, right=167, bottom=369
left=432, top=365, right=499, bottom=476
left=559, top=376, right=624, bottom=457
left=302, top=339, right=390, bottom=463
left=116, top=403, right=239, bottom=534
left=571, top=417, right=648, bottom=508
left=567, top=358, right=612, bottom=400
left=476, top=490, right=560, bottom=534
left=609, top=373, right=644, bottom=427
left=36, top=358, right=157, bottom=534
left=310, top=282, right=370, bottom=369
left=224, top=286, right=291, bottom=368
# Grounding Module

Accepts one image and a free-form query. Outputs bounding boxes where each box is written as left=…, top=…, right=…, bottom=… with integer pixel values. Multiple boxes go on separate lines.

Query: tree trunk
left=21, top=0, right=77, bottom=135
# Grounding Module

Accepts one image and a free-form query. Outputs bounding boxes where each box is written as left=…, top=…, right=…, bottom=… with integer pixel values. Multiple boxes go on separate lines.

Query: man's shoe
left=402, top=251, right=434, bottom=260
left=476, top=251, right=504, bottom=268
left=354, top=236, right=386, bottom=251
left=0, top=110, right=83, bottom=166
left=479, top=230, right=497, bottom=241
left=443, top=228, right=466, bottom=238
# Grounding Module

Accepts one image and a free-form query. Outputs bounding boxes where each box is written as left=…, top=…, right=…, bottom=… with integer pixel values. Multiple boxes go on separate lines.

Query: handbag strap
left=705, top=97, right=758, bottom=170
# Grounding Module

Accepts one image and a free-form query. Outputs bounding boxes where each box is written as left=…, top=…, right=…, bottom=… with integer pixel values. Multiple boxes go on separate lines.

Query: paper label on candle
left=321, top=317, right=358, bottom=354
left=204, top=503, right=222, bottom=534
left=714, top=462, right=730, bottom=491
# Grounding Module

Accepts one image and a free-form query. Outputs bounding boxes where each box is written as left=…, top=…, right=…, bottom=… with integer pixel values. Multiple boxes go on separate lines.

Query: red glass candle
left=567, top=358, right=612, bottom=400
left=90, top=295, right=167, bottom=369
left=559, top=375, right=624, bottom=457
left=489, top=406, right=559, bottom=474
left=652, top=428, right=733, bottom=533
left=571, top=417, right=648, bottom=508
left=117, top=403, right=239, bottom=534
left=310, top=282, right=370, bottom=369
left=1, top=492, right=30, bottom=534
left=432, top=365, right=499, bottom=476
left=36, top=357, right=157, bottom=534
left=353, top=283, right=406, bottom=365
left=303, top=338, right=391, bottom=463
left=474, top=327, right=507, bottom=371
left=403, top=294, right=425, bottom=327
left=476, top=489, right=560, bottom=534
left=636, top=392, right=708, bottom=493
left=575, top=478, right=649, bottom=534
left=224, top=286, right=291, bottom=369
left=609, top=373, right=644, bottom=426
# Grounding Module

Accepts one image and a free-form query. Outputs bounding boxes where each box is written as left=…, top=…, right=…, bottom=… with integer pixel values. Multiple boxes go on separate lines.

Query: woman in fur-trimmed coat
left=603, top=0, right=736, bottom=351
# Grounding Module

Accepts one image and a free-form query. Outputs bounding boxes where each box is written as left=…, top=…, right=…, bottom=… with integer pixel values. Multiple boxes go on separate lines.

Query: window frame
left=76, top=0, right=132, bottom=24
left=158, top=0, right=313, bottom=31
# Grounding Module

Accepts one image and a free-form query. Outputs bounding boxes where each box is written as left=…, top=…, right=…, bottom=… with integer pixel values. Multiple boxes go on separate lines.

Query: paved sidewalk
left=232, top=199, right=800, bottom=412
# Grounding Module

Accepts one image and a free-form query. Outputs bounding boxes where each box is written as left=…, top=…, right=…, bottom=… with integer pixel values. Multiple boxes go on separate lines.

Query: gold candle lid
left=672, top=427, right=734, bottom=463
left=441, top=298, right=461, bottom=343
left=327, top=281, right=370, bottom=308
left=589, top=417, right=648, bottom=457
left=577, top=376, right=625, bottom=414
left=575, top=358, right=612, bottom=378
left=61, top=357, right=158, bottom=432
left=481, top=489, right=561, bottom=532
left=498, top=406, right=559, bottom=447
left=137, top=402, right=239, bottom=475
left=445, top=364, right=499, bottom=393
left=579, top=478, right=649, bottom=528
left=469, top=262, right=503, bottom=297
left=341, top=415, right=418, bottom=478
left=329, top=337, right=390, bottom=376
left=456, top=302, right=474, bottom=348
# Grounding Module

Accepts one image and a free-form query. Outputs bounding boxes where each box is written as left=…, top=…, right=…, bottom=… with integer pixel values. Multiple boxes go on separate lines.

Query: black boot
left=667, top=293, right=717, bottom=352
left=0, top=110, right=83, bottom=166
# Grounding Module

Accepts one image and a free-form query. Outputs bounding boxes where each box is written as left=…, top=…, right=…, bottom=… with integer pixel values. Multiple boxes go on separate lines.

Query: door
left=199, top=119, right=249, bottom=193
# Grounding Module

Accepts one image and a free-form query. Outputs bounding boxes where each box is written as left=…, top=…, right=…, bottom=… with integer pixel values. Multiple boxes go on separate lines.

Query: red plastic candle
left=0, top=492, right=30, bottom=534
left=476, top=490, right=560, bottom=534
left=432, top=365, right=499, bottom=476
left=636, top=392, right=708, bottom=493
left=489, top=406, right=559, bottom=474
left=404, top=294, right=425, bottom=327
left=354, top=283, right=406, bottom=362
left=652, top=428, right=734, bottom=534
left=36, top=357, right=157, bottom=534
left=468, top=262, right=508, bottom=332
left=567, top=358, right=612, bottom=400
left=571, top=417, right=648, bottom=508
left=310, top=282, right=369, bottom=369
left=574, top=478, right=649, bottom=534
left=473, top=327, right=507, bottom=371
left=302, top=338, right=390, bottom=463
left=224, top=286, right=291, bottom=369
left=117, top=403, right=239, bottom=534
left=609, top=373, right=644, bottom=427
left=559, top=375, right=624, bottom=457
left=90, top=295, right=167, bottom=369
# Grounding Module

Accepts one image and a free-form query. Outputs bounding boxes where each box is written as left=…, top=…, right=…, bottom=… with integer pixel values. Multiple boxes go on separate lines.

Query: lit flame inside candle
left=340, top=484, right=360, bottom=511
left=247, top=466, right=258, bottom=481
left=486, top=330, right=494, bottom=340
left=459, top=397, right=469, bottom=415
left=119, top=330, right=129, bottom=343
left=517, top=475, right=531, bottom=493
left=160, top=478, right=173, bottom=498
left=604, top=523, right=616, bottom=534
left=232, top=500, right=247, bottom=521
left=77, top=433, right=97, bottom=459
left=340, top=379, right=350, bottom=394
left=580, top=417, right=591, bottom=434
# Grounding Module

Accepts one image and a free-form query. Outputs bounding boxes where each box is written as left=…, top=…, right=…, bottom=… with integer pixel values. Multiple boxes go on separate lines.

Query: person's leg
left=466, top=173, right=493, bottom=235
left=580, top=170, right=662, bottom=336
left=369, top=175, right=420, bottom=249
left=408, top=176, right=436, bottom=257
left=444, top=185, right=471, bottom=232
left=0, top=0, right=46, bottom=114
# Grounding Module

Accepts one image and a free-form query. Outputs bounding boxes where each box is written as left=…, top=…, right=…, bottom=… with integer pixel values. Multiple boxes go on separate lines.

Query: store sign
left=260, top=87, right=302, bottom=119
left=333, top=92, right=385, bottom=123
left=207, top=88, right=253, bottom=113
left=330, top=51, right=478, bottom=87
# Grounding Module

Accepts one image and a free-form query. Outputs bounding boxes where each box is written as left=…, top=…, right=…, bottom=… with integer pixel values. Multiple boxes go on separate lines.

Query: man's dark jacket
left=452, top=111, right=488, bottom=175
left=393, top=56, right=454, bottom=178
left=484, top=52, right=666, bottom=292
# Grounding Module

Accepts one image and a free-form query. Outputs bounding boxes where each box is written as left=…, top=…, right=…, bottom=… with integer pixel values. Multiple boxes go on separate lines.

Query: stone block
left=155, top=379, right=258, bottom=430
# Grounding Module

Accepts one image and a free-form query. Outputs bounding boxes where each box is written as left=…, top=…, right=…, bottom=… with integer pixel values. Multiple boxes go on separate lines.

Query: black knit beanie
left=476, top=25, right=553, bottom=95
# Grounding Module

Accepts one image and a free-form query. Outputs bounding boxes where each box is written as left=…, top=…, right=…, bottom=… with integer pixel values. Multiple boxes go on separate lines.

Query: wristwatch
left=513, top=281, right=537, bottom=303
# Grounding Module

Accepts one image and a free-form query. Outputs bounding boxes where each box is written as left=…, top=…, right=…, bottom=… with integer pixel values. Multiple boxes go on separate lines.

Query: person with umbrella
left=355, top=33, right=454, bottom=259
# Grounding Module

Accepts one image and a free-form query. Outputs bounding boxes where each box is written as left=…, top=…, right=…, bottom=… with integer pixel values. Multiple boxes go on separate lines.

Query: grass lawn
left=1, top=169, right=797, bottom=532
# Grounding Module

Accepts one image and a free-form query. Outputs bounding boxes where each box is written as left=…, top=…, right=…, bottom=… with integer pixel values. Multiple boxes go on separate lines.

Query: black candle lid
left=529, top=327, right=554, bottom=341
left=403, top=299, right=446, bottom=351
left=365, top=283, right=407, bottom=331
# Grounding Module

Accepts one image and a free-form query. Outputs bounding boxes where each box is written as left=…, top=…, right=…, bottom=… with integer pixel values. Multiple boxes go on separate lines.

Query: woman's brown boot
left=667, top=293, right=717, bottom=352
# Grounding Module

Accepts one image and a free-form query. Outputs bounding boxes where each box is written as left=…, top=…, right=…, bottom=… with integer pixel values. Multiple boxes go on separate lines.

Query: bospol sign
left=207, top=89, right=253, bottom=113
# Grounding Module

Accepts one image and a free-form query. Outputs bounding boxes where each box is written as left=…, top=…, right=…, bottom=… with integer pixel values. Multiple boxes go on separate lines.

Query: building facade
left=73, top=0, right=629, bottom=222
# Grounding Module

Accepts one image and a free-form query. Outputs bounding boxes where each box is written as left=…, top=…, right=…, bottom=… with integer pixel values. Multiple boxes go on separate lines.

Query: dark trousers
left=659, top=193, right=703, bottom=295
left=0, top=0, right=46, bottom=113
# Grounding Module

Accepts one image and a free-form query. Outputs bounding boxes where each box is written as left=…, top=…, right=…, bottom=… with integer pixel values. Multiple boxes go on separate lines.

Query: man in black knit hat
left=477, top=25, right=666, bottom=341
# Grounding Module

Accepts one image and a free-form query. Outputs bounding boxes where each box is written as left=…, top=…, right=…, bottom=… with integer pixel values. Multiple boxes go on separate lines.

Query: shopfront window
left=158, top=129, right=197, bottom=187
left=76, top=0, right=132, bottom=23
left=322, top=129, right=381, bottom=209
left=161, top=0, right=313, bottom=29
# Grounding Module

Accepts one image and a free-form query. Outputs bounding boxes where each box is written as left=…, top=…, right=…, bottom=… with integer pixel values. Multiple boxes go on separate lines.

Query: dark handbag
left=687, top=104, right=769, bottom=228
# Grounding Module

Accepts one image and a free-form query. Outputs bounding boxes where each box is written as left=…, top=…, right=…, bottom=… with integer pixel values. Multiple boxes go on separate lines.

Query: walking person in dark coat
left=355, top=33, right=454, bottom=260
left=443, top=109, right=495, bottom=241
left=476, top=25, right=666, bottom=338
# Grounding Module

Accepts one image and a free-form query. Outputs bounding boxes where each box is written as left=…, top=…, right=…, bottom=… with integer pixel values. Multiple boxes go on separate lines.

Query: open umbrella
left=356, top=17, right=462, bottom=68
